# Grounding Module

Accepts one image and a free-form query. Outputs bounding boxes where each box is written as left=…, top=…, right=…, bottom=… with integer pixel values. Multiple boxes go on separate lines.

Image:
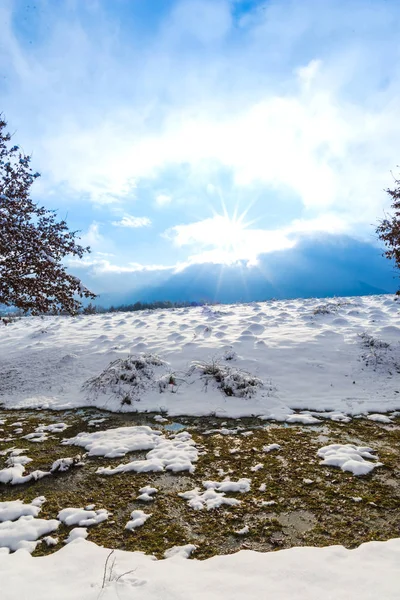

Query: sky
left=1, top=0, right=400, bottom=303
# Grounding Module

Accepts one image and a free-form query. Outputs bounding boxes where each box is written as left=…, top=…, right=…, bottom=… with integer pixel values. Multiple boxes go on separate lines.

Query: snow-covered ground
left=0, top=295, right=399, bottom=419
left=1, top=295, right=399, bottom=599
left=0, top=537, right=399, bottom=599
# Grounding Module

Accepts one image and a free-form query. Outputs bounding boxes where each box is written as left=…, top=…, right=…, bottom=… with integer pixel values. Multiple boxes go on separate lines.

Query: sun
left=208, top=199, right=256, bottom=259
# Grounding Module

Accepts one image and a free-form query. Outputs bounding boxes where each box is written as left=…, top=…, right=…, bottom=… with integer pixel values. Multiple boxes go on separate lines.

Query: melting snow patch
left=23, top=432, right=48, bottom=443
left=65, top=528, right=88, bottom=544
left=250, top=463, right=263, bottom=472
left=317, top=444, right=383, bottom=476
left=153, top=415, right=168, bottom=423
left=38, top=423, right=69, bottom=433
left=95, top=431, right=199, bottom=475
left=57, top=507, right=109, bottom=527
left=286, top=414, right=321, bottom=425
left=64, top=425, right=162, bottom=458
left=204, top=428, right=238, bottom=436
left=204, top=479, right=251, bottom=493
left=235, top=525, right=249, bottom=535
left=0, top=516, right=59, bottom=552
left=50, top=456, right=85, bottom=473
left=0, top=498, right=45, bottom=522
left=179, top=479, right=250, bottom=510
left=164, top=544, right=197, bottom=559
left=179, top=487, right=241, bottom=511
left=262, top=444, right=281, bottom=453
left=0, top=463, right=50, bottom=485
left=367, top=414, right=393, bottom=424
left=137, top=486, right=158, bottom=502
left=125, top=510, right=151, bottom=531
left=43, top=535, right=58, bottom=546
left=5, top=454, right=32, bottom=466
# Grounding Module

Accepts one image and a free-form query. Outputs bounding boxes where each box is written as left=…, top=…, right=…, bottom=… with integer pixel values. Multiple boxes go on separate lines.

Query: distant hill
left=94, top=235, right=398, bottom=308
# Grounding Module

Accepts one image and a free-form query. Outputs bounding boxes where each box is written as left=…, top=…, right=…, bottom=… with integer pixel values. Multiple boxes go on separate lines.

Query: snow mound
left=64, top=425, right=162, bottom=458
left=0, top=515, right=59, bottom=553
left=164, top=544, right=197, bottom=559
left=0, top=498, right=44, bottom=522
left=95, top=431, right=199, bottom=475
left=125, top=510, right=151, bottom=531
left=50, top=456, right=85, bottom=473
left=57, top=507, right=109, bottom=527
left=0, top=463, right=50, bottom=485
left=179, top=479, right=250, bottom=510
left=65, top=528, right=88, bottom=544
left=286, top=413, right=321, bottom=425
left=367, top=414, right=393, bottom=424
left=137, top=486, right=158, bottom=502
left=204, top=478, right=251, bottom=493
left=262, top=443, right=281, bottom=453
left=0, top=536, right=400, bottom=598
left=317, top=444, right=383, bottom=475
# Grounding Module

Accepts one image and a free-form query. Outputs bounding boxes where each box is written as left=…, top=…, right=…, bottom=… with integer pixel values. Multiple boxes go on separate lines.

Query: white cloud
left=69, top=256, right=173, bottom=274
left=111, top=215, right=151, bottom=228
left=1, top=0, right=399, bottom=237
left=155, top=193, right=172, bottom=207
left=165, top=212, right=350, bottom=266
left=80, top=222, right=104, bottom=248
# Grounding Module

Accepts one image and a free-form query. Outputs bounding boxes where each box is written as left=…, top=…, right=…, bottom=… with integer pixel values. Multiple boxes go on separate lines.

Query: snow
left=51, top=457, right=84, bottom=472
left=37, top=423, right=69, bottom=433
left=285, top=413, right=321, bottom=424
left=153, top=415, right=168, bottom=423
left=367, top=413, right=393, bottom=423
left=250, top=463, right=263, bottom=471
left=0, top=463, right=50, bottom=485
left=263, top=443, right=281, bottom=452
left=57, top=508, right=109, bottom=527
left=0, top=515, right=59, bottom=552
left=317, top=444, right=383, bottom=475
left=43, top=536, right=58, bottom=546
left=235, top=525, right=249, bottom=535
left=64, top=425, right=162, bottom=458
left=137, top=486, right=158, bottom=501
left=82, top=429, right=199, bottom=475
left=179, top=479, right=250, bottom=510
left=5, top=454, right=32, bottom=466
left=125, top=509, right=152, bottom=531
left=0, top=499, right=43, bottom=522
left=0, top=295, right=399, bottom=420
left=203, top=478, right=251, bottom=493
left=65, top=528, right=88, bottom=544
left=0, top=295, right=399, bottom=597
left=164, top=544, right=197, bottom=559
left=1, top=537, right=399, bottom=599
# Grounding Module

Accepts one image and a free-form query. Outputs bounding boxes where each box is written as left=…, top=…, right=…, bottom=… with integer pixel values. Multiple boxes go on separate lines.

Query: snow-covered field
left=1, top=295, right=399, bottom=419
left=0, top=295, right=399, bottom=599
left=1, top=536, right=399, bottom=600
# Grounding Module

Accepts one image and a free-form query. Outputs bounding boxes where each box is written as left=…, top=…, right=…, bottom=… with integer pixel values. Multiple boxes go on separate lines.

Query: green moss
left=0, top=408, right=399, bottom=559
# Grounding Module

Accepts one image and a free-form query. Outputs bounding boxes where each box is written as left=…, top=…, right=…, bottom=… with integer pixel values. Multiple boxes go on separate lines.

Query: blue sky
left=1, top=0, right=400, bottom=299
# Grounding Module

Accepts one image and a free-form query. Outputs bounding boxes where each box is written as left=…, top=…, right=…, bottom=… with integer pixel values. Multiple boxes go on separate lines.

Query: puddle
left=163, top=422, right=186, bottom=432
